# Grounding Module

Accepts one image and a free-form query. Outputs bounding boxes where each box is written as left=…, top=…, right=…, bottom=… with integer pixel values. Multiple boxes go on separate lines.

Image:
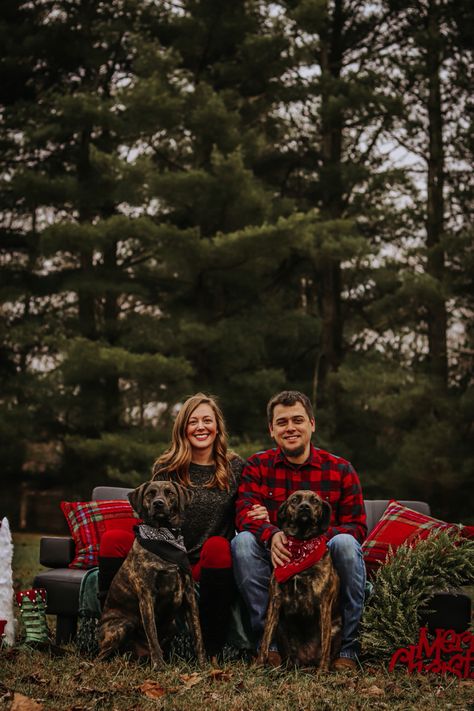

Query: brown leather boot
left=331, top=657, right=358, bottom=672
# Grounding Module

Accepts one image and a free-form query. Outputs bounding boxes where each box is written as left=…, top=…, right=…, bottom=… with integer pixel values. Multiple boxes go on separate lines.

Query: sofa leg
left=55, top=614, right=77, bottom=644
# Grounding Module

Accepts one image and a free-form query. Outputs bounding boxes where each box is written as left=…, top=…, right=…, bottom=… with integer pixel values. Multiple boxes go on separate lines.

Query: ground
left=0, top=533, right=472, bottom=711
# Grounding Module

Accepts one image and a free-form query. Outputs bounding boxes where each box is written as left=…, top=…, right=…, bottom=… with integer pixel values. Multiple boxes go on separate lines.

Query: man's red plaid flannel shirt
left=235, top=444, right=367, bottom=546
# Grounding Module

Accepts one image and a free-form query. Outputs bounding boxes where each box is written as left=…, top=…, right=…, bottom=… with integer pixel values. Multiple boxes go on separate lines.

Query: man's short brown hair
left=267, top=390, right=314, bottom=424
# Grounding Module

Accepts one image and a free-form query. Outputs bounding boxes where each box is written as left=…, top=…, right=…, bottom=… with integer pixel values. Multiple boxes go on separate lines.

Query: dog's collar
left=274, top=535, right=327, bottom=583
left=135, top=524, right=191, bottom=573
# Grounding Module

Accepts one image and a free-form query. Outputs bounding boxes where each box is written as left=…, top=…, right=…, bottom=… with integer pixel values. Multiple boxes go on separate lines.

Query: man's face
left=269, top=402, right=315, bottom=463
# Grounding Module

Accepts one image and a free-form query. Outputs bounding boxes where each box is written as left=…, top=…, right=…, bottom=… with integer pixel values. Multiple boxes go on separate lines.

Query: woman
left=98, top=393, right=263, bottom=661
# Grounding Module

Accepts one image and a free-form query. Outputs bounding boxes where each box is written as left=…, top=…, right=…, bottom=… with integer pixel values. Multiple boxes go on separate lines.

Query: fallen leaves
left=362, top=684, right=385, bottom=696
left=179, top=671, right=204, bottom=690
left=207, top=668, right=233, bottom=682
left=138, top=667, right=235, bottom=700
left=138, top=680, right=168, bottom=699
left=9, top=692, right=44, bottom=711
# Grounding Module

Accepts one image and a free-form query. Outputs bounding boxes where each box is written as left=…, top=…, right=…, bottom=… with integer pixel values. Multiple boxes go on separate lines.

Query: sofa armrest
left=39, top=536, right=75, bottom=568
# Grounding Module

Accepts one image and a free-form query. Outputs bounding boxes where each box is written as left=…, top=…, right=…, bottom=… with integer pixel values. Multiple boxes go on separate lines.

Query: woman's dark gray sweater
left=154, top=456, right=243, bottom=564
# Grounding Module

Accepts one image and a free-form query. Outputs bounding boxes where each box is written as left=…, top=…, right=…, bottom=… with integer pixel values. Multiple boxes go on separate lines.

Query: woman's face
left=185, top=403, right=218, bottom=457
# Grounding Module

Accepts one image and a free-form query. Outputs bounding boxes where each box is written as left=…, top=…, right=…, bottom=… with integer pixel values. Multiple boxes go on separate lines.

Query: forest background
left=1, top=0, right=472, bottom=530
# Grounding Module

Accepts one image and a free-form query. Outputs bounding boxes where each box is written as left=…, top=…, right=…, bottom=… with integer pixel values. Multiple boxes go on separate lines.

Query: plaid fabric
left=235, top=445, right=367, bottom=545
left=362, top=500, right=460, bottom=575
left=61, top=500, right=140, bottom=569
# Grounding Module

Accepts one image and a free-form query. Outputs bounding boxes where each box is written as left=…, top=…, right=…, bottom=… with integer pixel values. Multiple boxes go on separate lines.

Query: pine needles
left=360, top=532, right=474, bottom=659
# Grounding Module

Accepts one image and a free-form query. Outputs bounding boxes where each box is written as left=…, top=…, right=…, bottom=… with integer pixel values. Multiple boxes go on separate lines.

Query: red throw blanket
left=274, top=535, right=328, bottom=583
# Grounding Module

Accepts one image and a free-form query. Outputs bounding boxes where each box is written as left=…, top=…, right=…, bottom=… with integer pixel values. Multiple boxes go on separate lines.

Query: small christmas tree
left=361, top=532, right=474, bottom=660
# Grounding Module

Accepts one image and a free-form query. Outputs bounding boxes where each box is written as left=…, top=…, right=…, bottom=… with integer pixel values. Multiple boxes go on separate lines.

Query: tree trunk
left=76, top=127, right=100, bottom=433
left=313, top=0, right=344, bottom=405
left=425, top=0, right=448, bottom=384
left=103, top=239, right=121, bottom=430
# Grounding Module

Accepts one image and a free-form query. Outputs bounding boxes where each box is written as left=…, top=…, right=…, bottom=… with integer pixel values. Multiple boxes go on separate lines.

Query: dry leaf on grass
left=208, top=668, right=233, bottom=682
left=109, top=683, right=129, bottom=693
left=179, top=672, right=204, bottom=690
left=138, top=680, right=168, bottom=699
left=362, top=685, right=385, bottom=696
left=9, top=692, right=44, bottom=711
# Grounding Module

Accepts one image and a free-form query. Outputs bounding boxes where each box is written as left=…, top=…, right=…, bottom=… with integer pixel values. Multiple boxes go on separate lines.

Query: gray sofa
left=33, top=487, right=432, bottom=644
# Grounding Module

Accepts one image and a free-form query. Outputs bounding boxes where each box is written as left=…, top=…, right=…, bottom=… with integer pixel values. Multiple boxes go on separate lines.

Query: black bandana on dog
left=135, top=524, right=191, bottom=573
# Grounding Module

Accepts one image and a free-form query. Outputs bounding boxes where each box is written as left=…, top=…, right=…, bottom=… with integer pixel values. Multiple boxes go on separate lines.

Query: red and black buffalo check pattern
left=235, top=445, right=367, bottom=546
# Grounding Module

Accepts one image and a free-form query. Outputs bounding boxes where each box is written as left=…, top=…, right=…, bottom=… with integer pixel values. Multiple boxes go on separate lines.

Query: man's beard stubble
left=281, top=443, right=306, bottom=459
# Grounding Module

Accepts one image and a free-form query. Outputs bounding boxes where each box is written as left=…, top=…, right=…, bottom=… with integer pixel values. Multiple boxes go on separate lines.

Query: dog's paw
left=150, top=656, right=165, bottom=670
left=253, top=654, right=265, bottom=668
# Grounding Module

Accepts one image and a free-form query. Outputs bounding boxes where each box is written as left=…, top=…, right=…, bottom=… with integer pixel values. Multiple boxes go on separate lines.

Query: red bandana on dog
left=274, top=535, right=328, bottom=583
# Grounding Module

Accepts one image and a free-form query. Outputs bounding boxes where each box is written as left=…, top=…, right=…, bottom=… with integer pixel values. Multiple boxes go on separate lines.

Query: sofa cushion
left=61, top=500, right=140, bottom=569
left=363, top=499, right=431, bottom=534
left=362, top=500, right=463, bottom=575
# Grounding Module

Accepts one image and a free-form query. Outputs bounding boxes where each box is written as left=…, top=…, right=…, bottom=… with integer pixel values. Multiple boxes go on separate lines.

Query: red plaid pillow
left=362, top=500, right=462, bottom=576
left=61, top=500, right=140, bottom=569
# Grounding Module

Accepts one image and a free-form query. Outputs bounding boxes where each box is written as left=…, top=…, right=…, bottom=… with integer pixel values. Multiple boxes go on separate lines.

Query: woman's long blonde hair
left=152, top=393, right=233, bottom=491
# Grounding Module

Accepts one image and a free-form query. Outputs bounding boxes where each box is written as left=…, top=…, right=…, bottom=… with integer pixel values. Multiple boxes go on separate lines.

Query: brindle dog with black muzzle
left=98, top=480, right=205, bottom=669
left=257, top=490, right=341, bottom=670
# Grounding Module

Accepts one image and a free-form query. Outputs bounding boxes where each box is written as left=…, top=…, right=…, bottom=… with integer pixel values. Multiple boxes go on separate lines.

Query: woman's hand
left=247, top=504, right=270, bottom=521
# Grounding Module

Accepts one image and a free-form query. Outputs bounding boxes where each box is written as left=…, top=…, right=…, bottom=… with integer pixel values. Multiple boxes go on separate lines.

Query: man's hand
left=247, top=504, right=270, bottom=521
left=270, top=531, right=290, bottom=567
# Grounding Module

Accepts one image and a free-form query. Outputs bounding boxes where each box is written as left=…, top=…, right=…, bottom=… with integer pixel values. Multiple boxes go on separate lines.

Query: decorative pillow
left=61, top=500, right=140, bottom=569
left=362, top=500, right=463, bottom=575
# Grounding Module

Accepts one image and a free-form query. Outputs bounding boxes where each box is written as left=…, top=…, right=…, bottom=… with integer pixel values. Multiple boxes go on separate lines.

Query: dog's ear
left=276, top=499, right=288, bottom=530
left=319, top=500, right=332, bottom=533
left=128, top=482, right=149, bottom=517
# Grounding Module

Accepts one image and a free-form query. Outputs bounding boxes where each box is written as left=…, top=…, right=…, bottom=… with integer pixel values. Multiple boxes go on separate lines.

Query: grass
left=11, top=532, right=45, bottom=591
left=1, top=534, right=473, bottom=710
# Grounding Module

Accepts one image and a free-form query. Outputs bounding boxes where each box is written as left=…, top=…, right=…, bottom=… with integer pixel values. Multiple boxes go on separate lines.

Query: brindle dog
left=98, top=480, right=205, bottom=668
left=257, top=490, right=341, bottom=670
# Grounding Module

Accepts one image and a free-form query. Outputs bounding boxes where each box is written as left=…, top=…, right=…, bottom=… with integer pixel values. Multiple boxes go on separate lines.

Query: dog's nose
left=298, top=502, right=312, bottom=512
left=153, top=498, right=166, bottom=509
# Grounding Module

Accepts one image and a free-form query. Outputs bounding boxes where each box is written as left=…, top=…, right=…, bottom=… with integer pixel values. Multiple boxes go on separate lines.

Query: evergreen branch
left=361, top=532, right=474, bottom=660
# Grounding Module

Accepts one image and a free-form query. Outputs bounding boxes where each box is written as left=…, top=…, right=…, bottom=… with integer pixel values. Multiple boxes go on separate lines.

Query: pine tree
left=0, top=1, right=194, bottom=494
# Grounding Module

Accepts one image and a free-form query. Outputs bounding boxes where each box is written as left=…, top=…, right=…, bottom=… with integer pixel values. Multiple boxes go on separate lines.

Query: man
left=232, top=390, right=367, bottom=671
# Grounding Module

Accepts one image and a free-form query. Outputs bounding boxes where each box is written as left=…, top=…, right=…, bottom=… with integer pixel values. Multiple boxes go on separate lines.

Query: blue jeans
left=231, top=532, right=366, bottom=659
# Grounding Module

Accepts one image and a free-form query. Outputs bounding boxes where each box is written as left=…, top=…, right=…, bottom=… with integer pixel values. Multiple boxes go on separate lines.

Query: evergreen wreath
left=360, top=531, right=474, bottom=660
